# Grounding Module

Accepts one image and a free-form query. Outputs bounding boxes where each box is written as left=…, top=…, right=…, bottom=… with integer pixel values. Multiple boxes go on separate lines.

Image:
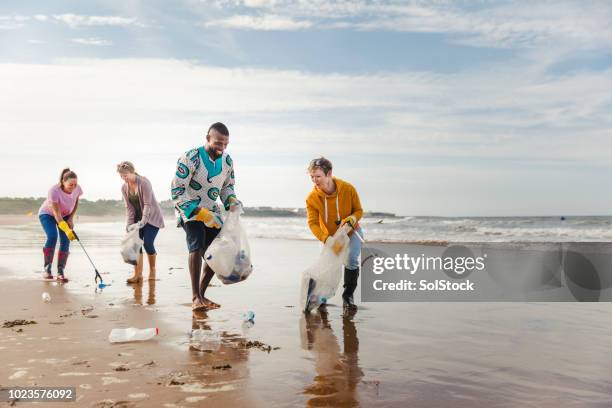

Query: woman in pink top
left=38, top=168, right=83, bottom=282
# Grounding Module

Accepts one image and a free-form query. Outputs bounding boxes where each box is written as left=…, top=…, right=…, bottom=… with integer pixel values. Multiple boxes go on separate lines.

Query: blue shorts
left=181, top=220, right=220, bottom=254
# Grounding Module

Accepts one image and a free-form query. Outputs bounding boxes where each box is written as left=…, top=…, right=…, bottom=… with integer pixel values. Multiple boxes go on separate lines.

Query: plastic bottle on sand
left=109, top=327, right=159, bottom=343
left=42, top=292, right=51, bottom=303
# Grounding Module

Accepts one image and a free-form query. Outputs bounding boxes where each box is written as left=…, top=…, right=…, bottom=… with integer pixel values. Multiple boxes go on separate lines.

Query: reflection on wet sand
left=301, top=310, right=364, bottom=407
left=129, top=280, right=156, bottom=305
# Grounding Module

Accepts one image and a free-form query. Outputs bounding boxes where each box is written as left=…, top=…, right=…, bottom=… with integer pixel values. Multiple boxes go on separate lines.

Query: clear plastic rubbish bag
left=120, top=224, right=143, bottom=266
left=300, top=224, right=351, bottom=313
left=205, top=206, right=253, bottom=284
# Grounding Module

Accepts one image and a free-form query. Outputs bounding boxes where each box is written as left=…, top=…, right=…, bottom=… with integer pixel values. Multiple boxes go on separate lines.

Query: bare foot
left=202, top=297, right=220, bottom=310
left=126, top=275, right=143, bottom=284
left=192, top=298, right=208, bottom=312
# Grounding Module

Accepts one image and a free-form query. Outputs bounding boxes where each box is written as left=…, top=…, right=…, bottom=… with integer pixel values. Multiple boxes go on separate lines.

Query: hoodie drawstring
left=324, top=194, right=340, bottom=225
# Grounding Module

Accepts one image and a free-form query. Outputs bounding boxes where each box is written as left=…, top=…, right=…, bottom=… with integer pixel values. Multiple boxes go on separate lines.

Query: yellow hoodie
left=306, top=177, right=363, bottom=242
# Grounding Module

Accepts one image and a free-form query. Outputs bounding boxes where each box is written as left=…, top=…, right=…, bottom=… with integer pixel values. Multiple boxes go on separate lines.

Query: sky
left=1, top=0, right=611, bottom=216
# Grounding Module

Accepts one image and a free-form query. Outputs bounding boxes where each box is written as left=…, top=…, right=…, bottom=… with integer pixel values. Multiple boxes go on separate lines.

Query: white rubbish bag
left=204, top=207, right=253, bottom=284
left=120, top=224, right=143, bottom=266
left=300, top=224, right=351, bottom=313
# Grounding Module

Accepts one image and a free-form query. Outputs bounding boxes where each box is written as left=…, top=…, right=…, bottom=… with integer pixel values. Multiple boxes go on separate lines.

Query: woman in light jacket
left=117, top=161, right=165, bottom=283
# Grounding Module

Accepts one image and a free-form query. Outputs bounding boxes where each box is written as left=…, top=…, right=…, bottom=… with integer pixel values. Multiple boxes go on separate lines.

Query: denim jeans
left=346, top=226, right=364, bottom=270
left=39, top=214, right=70, bottom=252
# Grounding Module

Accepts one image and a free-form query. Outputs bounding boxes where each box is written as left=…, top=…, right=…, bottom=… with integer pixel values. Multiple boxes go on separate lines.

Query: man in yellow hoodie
left=306, top=157, right=364, bottom=311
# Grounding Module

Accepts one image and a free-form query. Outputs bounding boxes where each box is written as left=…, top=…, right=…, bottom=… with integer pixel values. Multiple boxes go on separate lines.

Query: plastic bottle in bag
left=109, top=327, right=158, bottom=343
left=300, top=225, right=351, bottom=313
left=120, top=225, right=143, bottom=266
left=205, top=207, right=253, bottom=284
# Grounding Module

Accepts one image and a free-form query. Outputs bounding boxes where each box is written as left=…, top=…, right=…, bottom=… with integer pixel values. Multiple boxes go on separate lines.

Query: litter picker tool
left=74, top=232, right=109, bottom=289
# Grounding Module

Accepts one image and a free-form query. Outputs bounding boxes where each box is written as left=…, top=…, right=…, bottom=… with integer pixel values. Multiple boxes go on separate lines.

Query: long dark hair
left=59, top=168, right=78, bottom=190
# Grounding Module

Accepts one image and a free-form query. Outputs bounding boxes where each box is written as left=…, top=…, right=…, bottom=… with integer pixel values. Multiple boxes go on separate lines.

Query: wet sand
left=0, top=278, right=258, bottom=407
left=2, top=221, right=612, bottom=407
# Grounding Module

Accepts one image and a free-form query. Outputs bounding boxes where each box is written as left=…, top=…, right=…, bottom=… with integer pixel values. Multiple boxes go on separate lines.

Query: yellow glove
left=58, top=220, right=77, bottom=241
left=194, top=208, right=223, bottom=229
left=342, top=215, right=357, bottom=229
left=228, top=197, right=242, bottom=212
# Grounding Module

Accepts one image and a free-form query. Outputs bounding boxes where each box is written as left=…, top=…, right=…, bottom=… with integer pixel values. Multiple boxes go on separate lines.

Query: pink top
left=39, top=184, right=83, bottom=218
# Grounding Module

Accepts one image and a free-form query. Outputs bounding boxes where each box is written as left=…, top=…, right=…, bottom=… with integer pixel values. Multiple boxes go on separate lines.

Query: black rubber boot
left=342, top=267, right=359, bottom=311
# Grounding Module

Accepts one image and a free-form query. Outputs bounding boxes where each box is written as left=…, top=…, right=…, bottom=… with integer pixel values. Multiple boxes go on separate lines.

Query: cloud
left=0, top=56, right=609, bottom=214
left=204, top=14, right=312, bottom=30
left=71, top=37, right=113, bottom=46
left=0, top=15, right=29, bottom=30
left=205, top=0, right=612, bottom=50
left=0, top=57, right=609, bottom=162
left=52, top=14, right=141, bottom=28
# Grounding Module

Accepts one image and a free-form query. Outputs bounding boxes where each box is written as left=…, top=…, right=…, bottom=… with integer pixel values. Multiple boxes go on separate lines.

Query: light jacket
left=121, top=175, right=165, bottom=229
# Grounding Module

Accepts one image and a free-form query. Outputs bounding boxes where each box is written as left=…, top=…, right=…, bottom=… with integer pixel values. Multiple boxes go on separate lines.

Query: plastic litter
left=42, top=292, right=51, bottom=303
left=190, top=329, right=221, bottom=351
left=242, top=311, right=255, bottom=329
left=108, top=327, right=158, bottom=343
left=300, top=224, right=351, bottom=313
left=120, top=224, right=143, bottom=266
left=205, top=206, right=253, bottom=284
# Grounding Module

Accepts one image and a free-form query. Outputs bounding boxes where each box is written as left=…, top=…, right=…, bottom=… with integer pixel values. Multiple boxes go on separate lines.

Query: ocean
left=241, top=215, right=612, bottom=242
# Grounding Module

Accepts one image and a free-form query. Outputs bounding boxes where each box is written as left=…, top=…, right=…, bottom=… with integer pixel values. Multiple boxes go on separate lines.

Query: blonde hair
left=116, top=161, right=137, bottom=175
left=308, top=157, right=333, bottom=175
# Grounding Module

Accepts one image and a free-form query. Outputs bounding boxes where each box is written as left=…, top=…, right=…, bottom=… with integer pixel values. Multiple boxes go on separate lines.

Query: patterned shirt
left=171, top=146, right=236, bottom=223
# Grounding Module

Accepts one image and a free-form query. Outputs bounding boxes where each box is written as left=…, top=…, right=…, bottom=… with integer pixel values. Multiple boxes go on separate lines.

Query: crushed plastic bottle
left=42, top=292, right=51, bottom=303
left=108, top=327, right=159, bottom=343
left=189, top=329, right=221, bottom=351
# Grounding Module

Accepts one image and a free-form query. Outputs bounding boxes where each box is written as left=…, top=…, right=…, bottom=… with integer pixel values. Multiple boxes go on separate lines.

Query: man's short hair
left=308, top=157, right=333, bottom=175
left=208, top=122, right=229, bottom=137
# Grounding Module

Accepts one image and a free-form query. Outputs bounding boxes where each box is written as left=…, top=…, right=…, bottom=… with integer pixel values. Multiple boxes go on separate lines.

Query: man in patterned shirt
left=171, top=122, right=239, bottom=312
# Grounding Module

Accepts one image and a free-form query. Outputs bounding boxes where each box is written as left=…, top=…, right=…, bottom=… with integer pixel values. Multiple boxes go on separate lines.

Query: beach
left=2, top=218, right=612, bottom=407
